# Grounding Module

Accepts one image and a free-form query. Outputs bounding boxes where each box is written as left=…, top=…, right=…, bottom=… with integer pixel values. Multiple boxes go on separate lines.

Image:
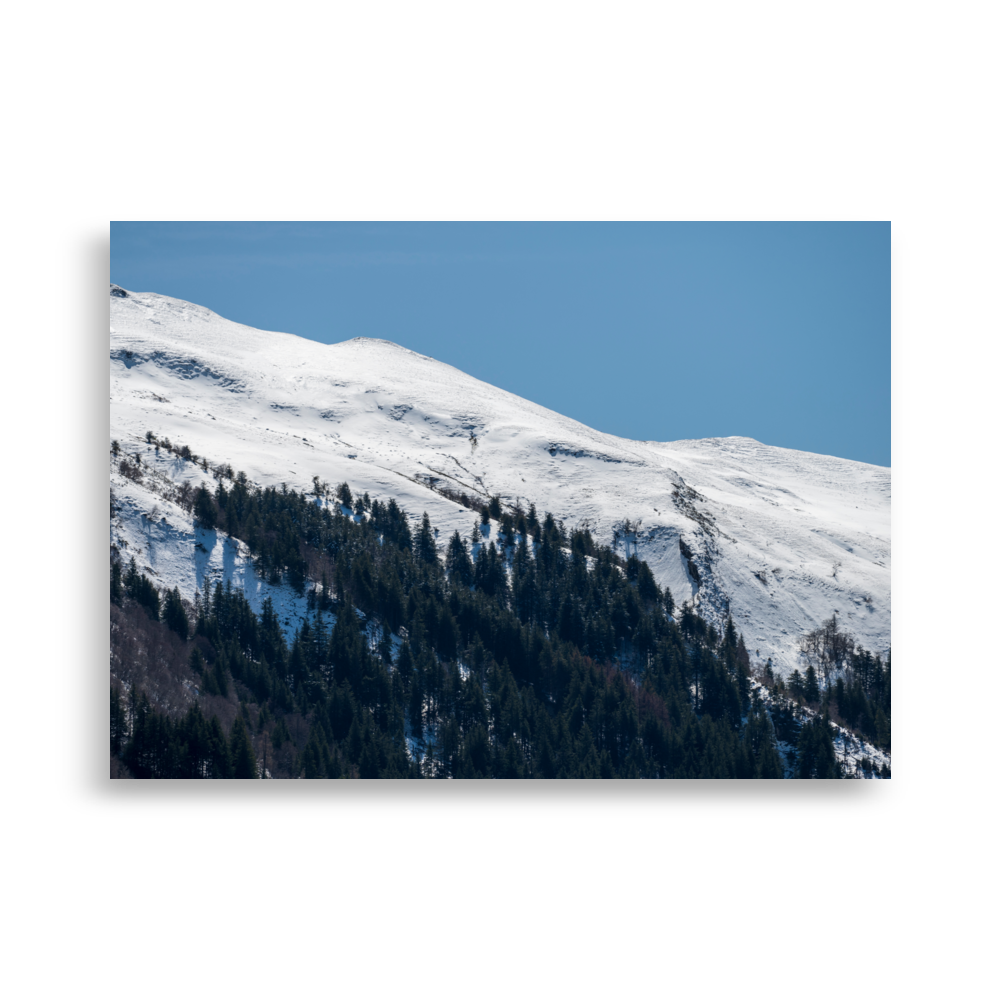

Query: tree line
left=111, top=452, right=876, bottom=778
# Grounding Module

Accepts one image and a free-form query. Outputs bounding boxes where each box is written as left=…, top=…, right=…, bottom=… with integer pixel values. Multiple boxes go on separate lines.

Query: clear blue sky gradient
left=111, top=222, right=890, bottom=467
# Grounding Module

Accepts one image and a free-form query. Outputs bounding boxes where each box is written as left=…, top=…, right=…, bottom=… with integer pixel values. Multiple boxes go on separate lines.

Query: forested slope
left=111, top=440, right=890, bottom=779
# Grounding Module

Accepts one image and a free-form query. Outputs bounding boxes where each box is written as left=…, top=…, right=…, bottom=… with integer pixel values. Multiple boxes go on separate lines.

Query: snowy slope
left=110, top=448, right=324, bottom=640
left=109, top=286, right=890, bottom=673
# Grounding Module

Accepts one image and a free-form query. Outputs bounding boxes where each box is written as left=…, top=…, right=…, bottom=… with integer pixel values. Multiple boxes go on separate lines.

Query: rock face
left=110, top=287, right=890, bottom=673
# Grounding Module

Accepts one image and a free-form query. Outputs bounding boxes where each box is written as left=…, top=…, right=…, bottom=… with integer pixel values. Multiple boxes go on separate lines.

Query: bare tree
left=611, top=518, right=643, bottom=559
left=799, top=613, right=855, bottom=691
left=175, top=481, right=195, bottom=512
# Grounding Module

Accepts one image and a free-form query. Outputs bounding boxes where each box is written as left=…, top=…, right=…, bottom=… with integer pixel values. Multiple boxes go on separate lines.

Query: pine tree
left=636, top=562, right=660, bottom=604
left=796, top=716, right=840, bottom=779
left=209, top=653, right=228, bottom=698
left=875, top=706, right=891, bottom=751
left=662, top=585, right=675, bottom=618
left=300, top=726, right=329, bottom=778
left=408, top=663, right=424, bottom=740
left=378, top=623, right=393, bottom=664
left=724, top=614, right=738, bottom=649
left=788, top=669, right=805, bottom=700
left=446, top=530, right=474, bottom=587
left=396, top=640, right=414, bottom=691
left=272, top=715, right=291, bottom=748
left=229, top=716, right=257, bottom=778
left=804, top=664, right=820, bottom=703
left=204, top=716, right=230, bottom=778
left=416, top=512, right=437, bottom=565
left=110, top=686, right=127, bottom=756
left=755, top=737, right=783, bottom=778
left=359, top=728, right=382, bottom=778
left=189, top=647, right=205, bottom=678
left=124, top=690, right=153, bottom=777
left=194, top=485, right=216, bottom=530
left=163, top=587, right=188, bottom=639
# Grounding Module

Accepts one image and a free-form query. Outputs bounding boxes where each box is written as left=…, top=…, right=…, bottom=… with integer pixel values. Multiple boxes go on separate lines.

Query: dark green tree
left=300, top=725, right=330, bottom=778
left=209, top=655, right=229, bottom=698
left=445, top=530, right=474, bottom=587
left=358, top=728, right=382, bottom=778
left=756, top=740, right=784, bottom=778
left=804, top=664, right=820, bottom=703
left=788, top=669, right=805, bottom=701
left=796, top=716, right=840, bottom=779
left=206, top=716, right=230, bottom=777
left=189, top=647, right=205, bottom=676
left=229, top=716, right=257, bottom=778
left=194, top=485, right=216, bottom=530
left=416, top=512, right=437, bottom=565
left=110, top=686, right=127, bottom=756
left=162, top=587, right=188, bottom=639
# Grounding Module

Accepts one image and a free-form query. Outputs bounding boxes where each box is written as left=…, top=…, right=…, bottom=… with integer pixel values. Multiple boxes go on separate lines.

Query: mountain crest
left=110, top=288, right=890, bottom=673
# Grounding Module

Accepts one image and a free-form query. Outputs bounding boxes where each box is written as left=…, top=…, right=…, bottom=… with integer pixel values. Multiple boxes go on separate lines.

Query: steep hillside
left=110, top=284, right=890, bottom=673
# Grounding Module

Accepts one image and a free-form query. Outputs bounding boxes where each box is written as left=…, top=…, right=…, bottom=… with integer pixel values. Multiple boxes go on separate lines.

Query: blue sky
left=111, top=222, right=890, bottom=466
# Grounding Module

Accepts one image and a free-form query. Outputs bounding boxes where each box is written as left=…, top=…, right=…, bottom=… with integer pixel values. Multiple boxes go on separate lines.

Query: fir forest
left=110, top=441, right=891, bottom=780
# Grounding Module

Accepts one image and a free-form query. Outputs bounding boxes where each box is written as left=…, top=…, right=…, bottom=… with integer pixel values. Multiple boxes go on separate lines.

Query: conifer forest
left=110, top=449, right=890, bottom=779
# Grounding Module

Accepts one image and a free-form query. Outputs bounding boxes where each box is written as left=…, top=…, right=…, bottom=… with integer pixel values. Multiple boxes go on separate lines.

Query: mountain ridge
left=110, top=286, right=890, bottom=673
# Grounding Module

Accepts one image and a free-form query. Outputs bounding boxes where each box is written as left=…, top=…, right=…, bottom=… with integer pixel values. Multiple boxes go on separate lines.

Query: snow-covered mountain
left=109, top=285, right=890, bottom=673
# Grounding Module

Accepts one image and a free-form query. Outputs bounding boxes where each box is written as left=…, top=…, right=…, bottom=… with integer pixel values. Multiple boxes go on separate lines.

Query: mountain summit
left=110, top=286, right=890, bottom=673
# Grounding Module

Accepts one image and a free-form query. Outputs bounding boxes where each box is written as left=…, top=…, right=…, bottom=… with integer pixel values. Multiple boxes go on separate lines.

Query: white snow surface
left=110, top=451, right=322, bottom=640
left=110, top=287, right=890, bottom=673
